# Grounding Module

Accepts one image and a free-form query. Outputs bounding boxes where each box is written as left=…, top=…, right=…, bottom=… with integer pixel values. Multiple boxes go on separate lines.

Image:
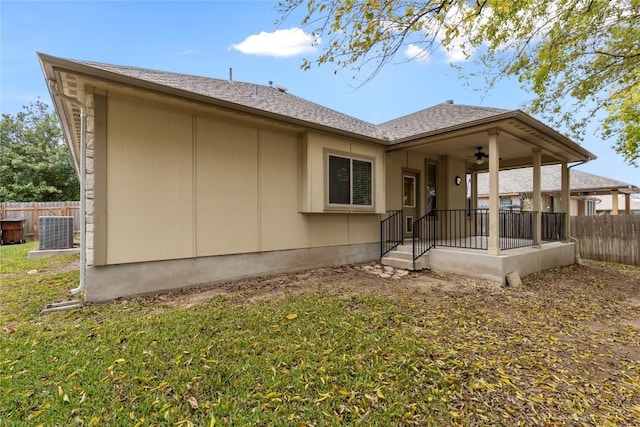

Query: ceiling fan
left=473, top=146, right=488, bottom=165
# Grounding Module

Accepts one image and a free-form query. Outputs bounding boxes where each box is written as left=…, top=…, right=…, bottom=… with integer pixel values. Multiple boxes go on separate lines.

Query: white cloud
left=231, top=28, right=319, bottom=58
left=405, top=44, right=430, bottom=63
left=178, top=49, right=198, bottom=55
left=441, top=37, right=472, bottom=63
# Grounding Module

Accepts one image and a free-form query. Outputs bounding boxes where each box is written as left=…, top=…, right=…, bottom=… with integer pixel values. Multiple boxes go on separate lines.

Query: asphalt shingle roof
left=378, top=103, right=508, bottom=140
left=477, top=165, right=639, bottom=195
left=71, top=59, right=509, bottom=143
left=76, top=60, right=381, bottom=139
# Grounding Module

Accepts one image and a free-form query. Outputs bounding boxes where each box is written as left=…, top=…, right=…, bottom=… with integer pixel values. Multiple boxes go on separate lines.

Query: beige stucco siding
left=308, top=214, right=349, bottom=247
left=102, top=94, right=381, bottom=266
left=259, top=129, right=309, bottom=251
left=446, top=157, right=467, bottom=210
left=195, top=116, right=259, bottom=256
left=106, top=96, right=194, bottom=264
left=348, top=215, right=380, bottom=244
left=385, top=151, right=407, bottom=211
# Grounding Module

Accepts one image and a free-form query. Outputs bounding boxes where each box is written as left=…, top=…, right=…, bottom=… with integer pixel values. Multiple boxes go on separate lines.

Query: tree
left=0, top=100, right=80, bottom=202
left=278, top=0, right=640, bottom=165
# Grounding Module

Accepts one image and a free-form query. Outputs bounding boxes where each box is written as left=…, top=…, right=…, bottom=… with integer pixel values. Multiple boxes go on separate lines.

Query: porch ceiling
left=386, top=114, right=595, bottom=171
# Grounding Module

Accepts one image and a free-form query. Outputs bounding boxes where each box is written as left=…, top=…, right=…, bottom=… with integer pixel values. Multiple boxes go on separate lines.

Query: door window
left=403, top=175, right=416, bottom=208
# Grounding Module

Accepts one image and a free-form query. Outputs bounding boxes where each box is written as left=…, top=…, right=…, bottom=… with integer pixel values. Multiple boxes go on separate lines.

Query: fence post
left=33, top=201, right=39, bottom=240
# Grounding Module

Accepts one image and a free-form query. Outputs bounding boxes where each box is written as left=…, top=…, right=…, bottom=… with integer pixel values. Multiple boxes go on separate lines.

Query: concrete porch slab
left=428, top=242, right=575, bottom=284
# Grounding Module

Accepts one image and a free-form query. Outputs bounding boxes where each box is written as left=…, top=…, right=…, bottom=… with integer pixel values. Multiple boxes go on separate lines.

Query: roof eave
left=514, top=111, right=596, bottom=163
left=386, top=110, right=596, bottom=163
left=37, top=53, right=385, bottom=146
left=38, top=53, right=81, bottom=176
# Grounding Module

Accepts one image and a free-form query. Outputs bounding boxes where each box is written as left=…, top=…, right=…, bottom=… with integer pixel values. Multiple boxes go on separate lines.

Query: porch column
left=561, top=162, right=570, bottom=241
left=488, top=129, right=500, bottom=255
left=612, top=190, right=619, bottom=215
left=532, top=149, right=542, bottom=247
left=625, top=193, right=631, bottom=214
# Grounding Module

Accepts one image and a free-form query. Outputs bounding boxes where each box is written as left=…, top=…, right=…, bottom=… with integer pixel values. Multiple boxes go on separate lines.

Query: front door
left=403, top=172, right=418, bottom=239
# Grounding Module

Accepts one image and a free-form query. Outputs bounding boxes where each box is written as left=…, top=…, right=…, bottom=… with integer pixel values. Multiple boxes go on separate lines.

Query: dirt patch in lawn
left=157, top=263, right=504, bottom=308
left=149, top=260, right=640, bottom=370
left=155, top=259, right=639, bottom=313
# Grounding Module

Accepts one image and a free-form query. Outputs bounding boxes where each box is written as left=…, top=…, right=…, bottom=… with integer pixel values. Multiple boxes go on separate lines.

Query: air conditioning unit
left=39, top=216, right=74, bottom=250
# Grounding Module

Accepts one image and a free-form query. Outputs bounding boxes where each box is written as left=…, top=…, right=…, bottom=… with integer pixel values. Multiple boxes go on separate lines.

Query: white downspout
left=567, top=160, right=590, bottom=265
left=47, top=80, right=87, bottom=295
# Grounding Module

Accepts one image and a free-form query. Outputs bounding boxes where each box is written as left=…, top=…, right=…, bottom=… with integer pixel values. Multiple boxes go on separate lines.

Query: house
left=595, top=194, right=640, bottom=215
left=39, top=53, right=596, bottom=302
left=476, top=166, right=640, bottom=215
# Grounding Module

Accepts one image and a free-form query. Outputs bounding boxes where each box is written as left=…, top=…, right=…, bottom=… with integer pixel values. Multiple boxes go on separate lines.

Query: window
left=327, top=154, right=373, bottom=208
left=500, top=196, right=513, bottom=207
left=403, top=175, right=416, bottom=207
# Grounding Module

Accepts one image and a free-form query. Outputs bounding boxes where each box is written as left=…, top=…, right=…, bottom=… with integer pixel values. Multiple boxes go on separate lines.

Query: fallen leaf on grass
left=187, top=395, right=199, bottom=409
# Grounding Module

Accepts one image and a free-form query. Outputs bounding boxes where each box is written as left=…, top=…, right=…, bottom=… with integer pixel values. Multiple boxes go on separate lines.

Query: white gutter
left=47, top=80, right=87, bottom=295
left=567, top=160, right=590, bottom=265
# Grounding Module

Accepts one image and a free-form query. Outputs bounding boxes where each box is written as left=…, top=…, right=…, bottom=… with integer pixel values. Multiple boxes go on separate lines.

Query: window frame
left=324, top=150, right=375, bottom=212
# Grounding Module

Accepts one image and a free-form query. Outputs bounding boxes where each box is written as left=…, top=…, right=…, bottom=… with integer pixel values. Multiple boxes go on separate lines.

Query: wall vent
left=39, top=216, right=74, bottom=250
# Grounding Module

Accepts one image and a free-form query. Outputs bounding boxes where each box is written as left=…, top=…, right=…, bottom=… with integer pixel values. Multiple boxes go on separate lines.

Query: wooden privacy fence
left=0, top=201, right=80, bottom=241
left=571, top=215, right=639, bottom=266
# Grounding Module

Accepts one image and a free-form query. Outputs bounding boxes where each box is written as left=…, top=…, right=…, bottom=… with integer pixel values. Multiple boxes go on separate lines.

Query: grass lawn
left=1, top=242, right=639, bottom=426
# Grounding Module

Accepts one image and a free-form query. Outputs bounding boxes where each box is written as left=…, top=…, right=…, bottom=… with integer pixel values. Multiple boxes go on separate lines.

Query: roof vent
left=275, top=85, right=288, bottom=93
left=444, top=100, right=454, bottom=104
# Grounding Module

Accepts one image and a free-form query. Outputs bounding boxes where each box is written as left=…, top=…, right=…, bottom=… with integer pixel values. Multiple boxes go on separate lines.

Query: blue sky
left=1, top=0, right=638, bottom=186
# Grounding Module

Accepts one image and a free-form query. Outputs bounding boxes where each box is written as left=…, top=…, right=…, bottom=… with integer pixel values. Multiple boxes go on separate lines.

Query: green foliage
left=0, top=101, right=79, bottom=202
left=279, top=0, right=640, bottom=165
left=1, top=244, right=640, bottom=425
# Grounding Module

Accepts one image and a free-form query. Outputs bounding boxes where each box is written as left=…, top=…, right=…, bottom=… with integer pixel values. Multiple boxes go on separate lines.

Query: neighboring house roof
left=477, top=165, right=640, bottom=196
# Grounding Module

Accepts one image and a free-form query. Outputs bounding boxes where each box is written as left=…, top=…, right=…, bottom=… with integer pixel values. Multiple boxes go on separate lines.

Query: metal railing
left=434, top=209, right=488, bottom=250
left=433, top=209, right=541, bottom=251
left=380, top=210, right=403, bottom=257
left=499, top=210, right=536, bottom=250
left=380, top=209, right=567, bottom=263
left=412, top=213, right=436, bottom=269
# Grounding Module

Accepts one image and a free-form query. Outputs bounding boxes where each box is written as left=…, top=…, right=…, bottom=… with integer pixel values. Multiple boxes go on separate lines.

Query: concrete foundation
left=428, top=242, right=575, bottom=284
left=28, top=248, right=80, bottom=259
left=86, top=243, right=379, bottom=302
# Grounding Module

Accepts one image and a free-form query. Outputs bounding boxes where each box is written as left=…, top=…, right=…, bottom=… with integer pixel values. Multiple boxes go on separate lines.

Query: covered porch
left=381, top=208, right=572, bottom=283
left=386, top=240, right=575, bottom=284
left=380, top=106, right=595, bottom=283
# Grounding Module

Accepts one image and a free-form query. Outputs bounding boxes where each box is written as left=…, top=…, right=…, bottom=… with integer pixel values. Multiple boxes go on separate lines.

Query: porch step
left=381, top=249, right=430, bottom=271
